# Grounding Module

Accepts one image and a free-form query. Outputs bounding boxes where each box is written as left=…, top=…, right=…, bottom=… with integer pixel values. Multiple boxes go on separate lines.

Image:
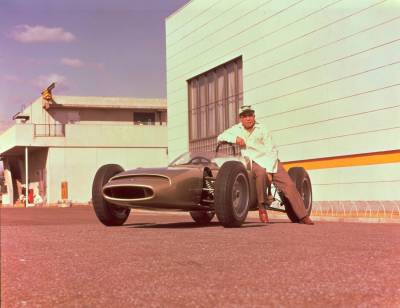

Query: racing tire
left=214, top=161, right=250, bottom=228
left=92, top=164, right=131, bottom=226
left=189, top=211, right=215, bottom=224
left=281, top=167, right=312, bottom=223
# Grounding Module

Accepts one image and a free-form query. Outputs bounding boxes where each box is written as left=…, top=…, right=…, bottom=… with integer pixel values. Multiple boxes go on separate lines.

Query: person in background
left=217, top=105, right=314, bottom=225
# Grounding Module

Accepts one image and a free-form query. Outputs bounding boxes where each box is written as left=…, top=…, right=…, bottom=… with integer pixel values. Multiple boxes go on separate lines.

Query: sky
left=0, top=0, right=189, bottom=133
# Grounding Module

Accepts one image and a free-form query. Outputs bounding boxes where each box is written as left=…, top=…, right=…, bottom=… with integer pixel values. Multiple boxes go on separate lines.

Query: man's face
left=240, top=112, right=255, bottom=129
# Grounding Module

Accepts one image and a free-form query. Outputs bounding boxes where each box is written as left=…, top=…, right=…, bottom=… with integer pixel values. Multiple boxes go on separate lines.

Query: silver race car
left=92, top=143, right=312, bottom=227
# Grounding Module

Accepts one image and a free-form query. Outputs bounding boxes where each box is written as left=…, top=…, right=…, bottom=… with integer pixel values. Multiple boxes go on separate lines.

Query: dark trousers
left=252, top=161, right=307, bottom=219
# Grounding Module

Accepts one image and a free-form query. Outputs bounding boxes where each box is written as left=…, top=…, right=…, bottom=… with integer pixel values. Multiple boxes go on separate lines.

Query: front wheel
left=214, top=161, right=250, bottom=228
left=92, top=164, right=131, bottom=226
left=189, top=211, right=215, bottom=225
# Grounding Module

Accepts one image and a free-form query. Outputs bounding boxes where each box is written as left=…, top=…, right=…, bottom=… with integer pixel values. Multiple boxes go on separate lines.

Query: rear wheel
left=214, top=161, right=250, bottom=228
left=92, top=164, right=131, bottom=226
left=189, top=211, right=215, bottom=224
left=281, top=167, right=312, bottom=222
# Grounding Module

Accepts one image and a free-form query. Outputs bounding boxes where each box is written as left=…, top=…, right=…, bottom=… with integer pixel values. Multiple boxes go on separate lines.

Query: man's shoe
left=299, top=216, right=314, bottom=225
left=259, top=209, right=269, bottom=224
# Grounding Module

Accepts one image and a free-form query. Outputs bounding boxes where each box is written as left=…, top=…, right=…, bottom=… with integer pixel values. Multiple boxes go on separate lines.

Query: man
left=217, top=105, right=314, bottom=225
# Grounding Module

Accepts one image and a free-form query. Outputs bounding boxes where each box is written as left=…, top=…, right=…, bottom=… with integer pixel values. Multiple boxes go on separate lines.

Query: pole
left=25, top=146, right=28, bottom=208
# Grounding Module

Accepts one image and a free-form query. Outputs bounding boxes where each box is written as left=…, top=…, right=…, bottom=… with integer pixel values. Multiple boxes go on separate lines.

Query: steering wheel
left=188, top=156, right=211, bottom=164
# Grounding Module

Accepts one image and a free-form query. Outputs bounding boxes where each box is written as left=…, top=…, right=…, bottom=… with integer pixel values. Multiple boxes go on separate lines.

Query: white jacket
left=217, top=122, right=279, bottom=173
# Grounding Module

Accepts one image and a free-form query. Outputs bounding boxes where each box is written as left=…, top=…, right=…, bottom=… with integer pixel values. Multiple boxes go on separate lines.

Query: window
left=134, top=112, right=156, bottom=125
left=188, top=57, right=242, bottom=152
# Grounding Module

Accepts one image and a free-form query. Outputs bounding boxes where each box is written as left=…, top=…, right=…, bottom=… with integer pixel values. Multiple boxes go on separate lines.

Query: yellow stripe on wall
left=283, top=150, right=400, bottom=171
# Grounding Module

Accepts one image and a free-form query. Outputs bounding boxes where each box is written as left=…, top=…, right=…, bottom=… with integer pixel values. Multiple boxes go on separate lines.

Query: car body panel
left=100, top=152, right=257, bottom=212
left=102, top=166, right=210, bottom=210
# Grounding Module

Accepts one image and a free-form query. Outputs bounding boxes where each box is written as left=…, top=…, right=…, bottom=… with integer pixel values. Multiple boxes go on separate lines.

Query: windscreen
left=168, top=151, right=242, bottom=167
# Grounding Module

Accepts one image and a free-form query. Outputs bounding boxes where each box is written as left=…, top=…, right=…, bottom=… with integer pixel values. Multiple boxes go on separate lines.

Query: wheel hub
left=235, top=190, right=240, bottom=198
left=231, top=173, right=249, bottom=216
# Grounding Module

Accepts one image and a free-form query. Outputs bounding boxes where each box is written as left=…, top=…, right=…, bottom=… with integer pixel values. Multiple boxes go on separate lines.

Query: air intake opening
left=103, top=186, right=154, bottom=200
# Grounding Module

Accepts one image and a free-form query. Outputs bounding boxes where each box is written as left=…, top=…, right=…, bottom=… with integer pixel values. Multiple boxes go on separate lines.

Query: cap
left=239, top=105, right=255, bottom=116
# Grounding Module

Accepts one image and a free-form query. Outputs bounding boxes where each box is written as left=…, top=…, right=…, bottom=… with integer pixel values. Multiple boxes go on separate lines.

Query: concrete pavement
left=1, top=207, right=400, bottom=307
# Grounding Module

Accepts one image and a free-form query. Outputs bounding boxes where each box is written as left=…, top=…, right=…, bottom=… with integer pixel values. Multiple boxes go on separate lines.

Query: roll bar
left=215, top=141, right=236, bottom=156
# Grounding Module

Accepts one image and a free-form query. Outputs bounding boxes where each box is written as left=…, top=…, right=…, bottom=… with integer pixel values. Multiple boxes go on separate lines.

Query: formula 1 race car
left=91, top=143, right=312, bottom=228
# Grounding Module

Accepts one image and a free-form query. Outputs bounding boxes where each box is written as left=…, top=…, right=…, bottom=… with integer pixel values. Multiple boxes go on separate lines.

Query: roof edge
left=165, top=0, right=193, bottom=21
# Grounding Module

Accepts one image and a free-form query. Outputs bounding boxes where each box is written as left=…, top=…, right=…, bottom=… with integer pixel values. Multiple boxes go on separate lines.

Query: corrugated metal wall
left=166, top=0, right=400, bottom=202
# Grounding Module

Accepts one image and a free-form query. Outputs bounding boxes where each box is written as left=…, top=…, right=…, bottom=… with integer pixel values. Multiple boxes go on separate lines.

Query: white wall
left=17, top=96, right=167, bottom=125
left=0, top=123, right=167, bottom=151
left=166, top=0, right=400, bottom=201
left=46, top=147, right=168, bottom=204
left=0, top=95, right=169, bottom=205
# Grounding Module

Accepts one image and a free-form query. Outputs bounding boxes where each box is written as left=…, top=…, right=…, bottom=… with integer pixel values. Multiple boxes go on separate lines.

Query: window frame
left=187, top=57, right=243, bottom=152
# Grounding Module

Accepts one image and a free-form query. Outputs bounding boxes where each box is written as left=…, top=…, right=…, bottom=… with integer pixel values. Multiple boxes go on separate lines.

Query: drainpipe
left=25, top=146, right=28, bottom=208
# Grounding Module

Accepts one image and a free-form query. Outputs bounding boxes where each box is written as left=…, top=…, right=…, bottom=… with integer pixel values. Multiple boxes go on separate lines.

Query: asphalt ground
left=1, top=207, right=400, bottom=307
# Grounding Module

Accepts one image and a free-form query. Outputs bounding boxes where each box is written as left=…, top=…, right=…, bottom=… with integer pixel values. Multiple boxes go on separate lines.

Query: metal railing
left=34, top=124, right=65, bottom=137
left=133, top=121, right=167, bottom=126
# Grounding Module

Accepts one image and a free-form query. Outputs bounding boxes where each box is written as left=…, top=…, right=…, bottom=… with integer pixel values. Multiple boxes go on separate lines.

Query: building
left=0, top=94, right=168, bottom=206
left=165, top=1, right=400, bottom=211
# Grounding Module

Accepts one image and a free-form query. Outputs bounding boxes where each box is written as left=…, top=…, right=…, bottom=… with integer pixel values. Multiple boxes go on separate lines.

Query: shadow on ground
left=124, top=220, right=290, bottom=229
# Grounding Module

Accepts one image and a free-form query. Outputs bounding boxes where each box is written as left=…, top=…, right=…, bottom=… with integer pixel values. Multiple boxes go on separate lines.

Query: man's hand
left=236, top=137, right=246, bottom=147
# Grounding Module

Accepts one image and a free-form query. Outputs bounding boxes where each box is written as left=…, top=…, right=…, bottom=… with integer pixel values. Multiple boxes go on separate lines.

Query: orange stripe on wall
left=282, top=150, right=400, bottom=171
